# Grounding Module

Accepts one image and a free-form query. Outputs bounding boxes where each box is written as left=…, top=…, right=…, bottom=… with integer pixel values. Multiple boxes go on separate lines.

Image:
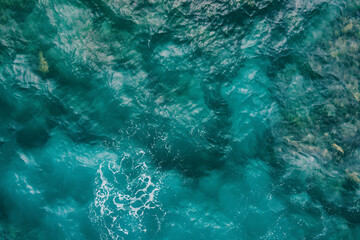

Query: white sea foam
left=90, top=149, right=165, bottom=239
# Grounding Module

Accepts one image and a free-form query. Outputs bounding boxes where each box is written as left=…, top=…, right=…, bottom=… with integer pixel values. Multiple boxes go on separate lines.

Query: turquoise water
left=1, top=0, right=360, bottom=239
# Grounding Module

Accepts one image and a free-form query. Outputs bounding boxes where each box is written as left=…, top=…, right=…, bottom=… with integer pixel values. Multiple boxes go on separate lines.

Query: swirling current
left=1, top=0, right=360, bottom=239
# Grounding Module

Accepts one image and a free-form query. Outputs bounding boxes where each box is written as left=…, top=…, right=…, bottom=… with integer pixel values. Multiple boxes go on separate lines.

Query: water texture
left=0, top=0, right=360, bottom=239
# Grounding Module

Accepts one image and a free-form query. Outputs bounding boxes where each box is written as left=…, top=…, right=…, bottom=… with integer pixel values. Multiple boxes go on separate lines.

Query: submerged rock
left=332, top=143, right=344, bottom=154
left=345, top=169, right=360, bottom=183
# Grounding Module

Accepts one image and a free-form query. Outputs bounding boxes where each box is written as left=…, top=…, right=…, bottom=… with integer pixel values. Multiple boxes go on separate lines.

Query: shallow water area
left=1, top=0, right=360, bottom=239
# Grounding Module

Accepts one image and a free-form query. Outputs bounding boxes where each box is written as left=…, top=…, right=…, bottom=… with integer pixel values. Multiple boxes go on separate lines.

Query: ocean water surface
left=1, top=0, right=360, bottom=239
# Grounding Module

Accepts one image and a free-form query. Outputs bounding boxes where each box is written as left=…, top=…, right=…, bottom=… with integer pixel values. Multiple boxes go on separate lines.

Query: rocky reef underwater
left=1, top=0, right=360, bottom=239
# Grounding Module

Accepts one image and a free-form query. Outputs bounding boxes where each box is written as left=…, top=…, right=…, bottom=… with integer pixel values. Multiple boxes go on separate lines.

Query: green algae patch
left=38, top=51, right=49, bottom=73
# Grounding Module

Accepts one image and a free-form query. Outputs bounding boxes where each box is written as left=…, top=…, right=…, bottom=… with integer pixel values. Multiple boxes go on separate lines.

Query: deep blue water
left=1, top=0, right=360, bottom=239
